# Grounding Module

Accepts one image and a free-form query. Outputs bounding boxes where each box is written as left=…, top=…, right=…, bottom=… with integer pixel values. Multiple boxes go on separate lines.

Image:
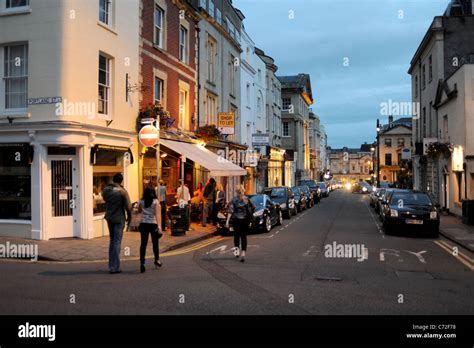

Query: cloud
left=235, top=0, right=448, bottom=147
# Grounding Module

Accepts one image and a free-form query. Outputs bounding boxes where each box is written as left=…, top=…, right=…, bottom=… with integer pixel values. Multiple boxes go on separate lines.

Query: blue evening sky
left=234, top=0, right=449, bottom=148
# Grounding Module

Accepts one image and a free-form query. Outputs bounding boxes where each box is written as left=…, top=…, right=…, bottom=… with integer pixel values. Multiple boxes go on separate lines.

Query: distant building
left=329, top=145, right=373, bottom=184
left=377, top=116, right=413, bottom=185
left=279, top=73, right=314, bottom=185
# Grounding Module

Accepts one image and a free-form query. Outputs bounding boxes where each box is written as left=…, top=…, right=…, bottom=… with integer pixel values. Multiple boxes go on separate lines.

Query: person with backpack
left=225, top=185, right=255, bottom=263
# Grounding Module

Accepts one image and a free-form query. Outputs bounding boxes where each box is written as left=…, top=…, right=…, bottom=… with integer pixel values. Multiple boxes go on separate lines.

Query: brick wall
left=140, top=0, right=198, bottom=131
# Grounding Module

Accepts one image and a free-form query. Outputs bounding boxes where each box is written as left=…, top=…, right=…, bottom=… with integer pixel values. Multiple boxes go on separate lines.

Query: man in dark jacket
left=202, top=178, right=216, bottom=227
left=102, top=173, right=132, bottom=274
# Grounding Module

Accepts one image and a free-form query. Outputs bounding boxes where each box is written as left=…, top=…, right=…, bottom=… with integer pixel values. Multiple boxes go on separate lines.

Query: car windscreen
left=318, top=183, right=326, bottom=189
left=268, top=188, right=286, bottom=198
left=300, top=181, right=317, bottom=188
left=291, top=187, right=300, bottom=195
left=299, top=186, right=309, bottom=193
left=250, top=195, right=264, bottom=208
left=390, top=193, right=432, bottom=206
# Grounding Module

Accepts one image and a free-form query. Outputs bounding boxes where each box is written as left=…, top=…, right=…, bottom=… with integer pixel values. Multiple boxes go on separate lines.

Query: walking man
left=157, top=180, right=167, bottom=231
left=202, top=178, right=216, bottom=227
left=102, top=173, right=132, bottom=274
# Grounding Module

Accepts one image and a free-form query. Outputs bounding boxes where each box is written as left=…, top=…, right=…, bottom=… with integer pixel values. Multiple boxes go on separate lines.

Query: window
left=4, top=44, right=28, bottom=110
left=6, top=0, right=28, bottom=8
left=385, top=154, right=392, bottom=166
left=179, top=26, right=188, bottom=63
left=179, top=89, right=188, bottom=130
left=443, top=115, right=449, bottom=142
left=199, top=0, right=206, bottom=9
left=246, top=83, right=250, bottom=106
left=0, top=144, right=31, bottom=220
left=283, top=121, right=289, bottom=137
left=257, top=96, right=262, bottom=118
left=422, top=107, right=426, bottom=138
left=99, top=0, right=112, bottom=25
left=93, top=150, right=124, bottom=215
left=414, top=76, right=418, bottom=98
left=397, top=153, right=402, bottom=164
left=216, top=8, right=222, bottom=24
left=422, top=64, right=426, bottom=89
left=229, top=54, right=235, bottom=96
left=154, top=6, right=164, bottom=48
left=206, top=93, right=217, bottom=125
left=208, top=0, right=215, bottom=17
left=282, top=98, right=291, bottom=111
left=258, top=69, right=262, bottom=82
left=154, top=77, right=163, bottom=104
left=206, top=36, right=216, bottom=83
left=397, top=138, right=405, bottom=147
left=384, top=138, right=392, bottom=147
left=428, top=55, right=433, bottom=83
left=98, top=54, right=111, bottom=117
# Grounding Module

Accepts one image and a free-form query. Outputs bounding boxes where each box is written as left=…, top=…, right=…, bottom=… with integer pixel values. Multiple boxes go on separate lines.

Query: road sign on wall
left=139, top=125, right=159, bottom=147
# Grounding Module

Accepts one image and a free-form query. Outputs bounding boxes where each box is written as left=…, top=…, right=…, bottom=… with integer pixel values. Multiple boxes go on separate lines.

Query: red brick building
left=139, top=0, right=200, bottom=194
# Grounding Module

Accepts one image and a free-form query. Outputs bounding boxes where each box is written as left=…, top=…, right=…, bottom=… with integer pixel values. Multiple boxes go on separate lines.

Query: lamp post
left=376, top=119, right=381, bottom=188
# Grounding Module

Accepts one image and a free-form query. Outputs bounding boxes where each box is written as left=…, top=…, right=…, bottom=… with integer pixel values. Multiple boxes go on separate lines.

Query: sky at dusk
left=234, top=0, right=449, bottom=148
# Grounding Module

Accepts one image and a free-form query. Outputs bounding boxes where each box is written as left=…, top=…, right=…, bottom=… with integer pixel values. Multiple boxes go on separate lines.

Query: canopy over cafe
left=139, top=127, right=246, bottom=207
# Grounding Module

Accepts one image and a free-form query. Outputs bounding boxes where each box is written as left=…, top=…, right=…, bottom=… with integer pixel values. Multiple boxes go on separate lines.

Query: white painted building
left=0, top=0, right=140, bottom=240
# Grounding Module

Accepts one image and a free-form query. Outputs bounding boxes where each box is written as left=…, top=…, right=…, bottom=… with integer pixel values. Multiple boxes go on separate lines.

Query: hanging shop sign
left=252, top=133, right=269, bottom=146
left=218, top=112, right=235, bottom=135
left=139, top=125, right=160, bottom=147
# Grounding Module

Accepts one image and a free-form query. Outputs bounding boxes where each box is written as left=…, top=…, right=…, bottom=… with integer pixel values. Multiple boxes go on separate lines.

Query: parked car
left=248, top=194, right=283, bottom=232
left=298, top=180, right=320, bottom=199
left=374, top=188, right=388, bottom=214
left=352, top=181, right=373, bottom=194
left=369, top=188, right=381, bottom=207
left=380, top=191, right=440, bottom=237
left=291, top=186, right=307, bottom=212
left=298, top=185, right=314, bottom=208
left=378, top=189, right=410, bottom=221
left=317, top=182, right=329, bottom=198
left=262, top=186, right=297, bottom=218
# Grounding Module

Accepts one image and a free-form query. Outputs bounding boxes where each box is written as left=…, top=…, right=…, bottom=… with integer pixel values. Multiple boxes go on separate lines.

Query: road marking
left=404, top=250, right=427, bottom=264
left=161, top=237, right=224, bottom=257
left=434, top=240, right=474, bottom=271
left=303, top=245, right=317, bottom=257
left=366, top=203, right=385, bottom=238
left=438, top=240, right=474, bottom=263
left=380, top=248, right=400, bottom=262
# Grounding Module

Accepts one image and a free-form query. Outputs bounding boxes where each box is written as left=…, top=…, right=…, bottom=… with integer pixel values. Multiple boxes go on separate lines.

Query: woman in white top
left=138, top=187, right=162, bottom=273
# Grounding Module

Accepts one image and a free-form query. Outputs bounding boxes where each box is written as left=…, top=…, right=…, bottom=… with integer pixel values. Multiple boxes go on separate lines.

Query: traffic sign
left=139, top=125, right=159, bottom=147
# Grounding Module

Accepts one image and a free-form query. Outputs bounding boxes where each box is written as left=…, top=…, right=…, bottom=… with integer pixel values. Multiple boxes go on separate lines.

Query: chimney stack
left=388, top=115, right=393, bottom=127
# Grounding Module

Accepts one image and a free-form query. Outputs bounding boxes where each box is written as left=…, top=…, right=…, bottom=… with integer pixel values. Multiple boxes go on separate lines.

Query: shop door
left=49, top=156, right=78, bottom=238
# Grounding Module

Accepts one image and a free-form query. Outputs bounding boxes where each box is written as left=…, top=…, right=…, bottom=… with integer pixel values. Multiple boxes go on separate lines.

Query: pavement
left=439, top=213, right=474, bottom=252
left=0, top=190, right=472, bottom=315
left=0, top=222, right=217, bottom=262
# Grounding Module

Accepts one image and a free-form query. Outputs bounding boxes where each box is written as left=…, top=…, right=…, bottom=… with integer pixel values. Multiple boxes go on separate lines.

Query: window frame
left=282, top=121, right=289, bottom=137
left=98, top=53, right=111, bottom=119
left=6, top=0, right=29, bottom=8
left=154, top=5, right=165, bottom=48
left=384, top=138, right=392, bottom=147
left=206, top=35, right=216, bottom=83
left=3, top=44, right=29, bottom=112
left=179, top=25, right=188, bottom=64
left=99, top=0, right=112, bottom=26
left=154, top=77, right=163, bottom=105
left=385, top=153, right=392, bottom=166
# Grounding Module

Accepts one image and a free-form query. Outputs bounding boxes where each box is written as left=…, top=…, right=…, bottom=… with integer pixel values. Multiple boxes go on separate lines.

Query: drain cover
left=315, top=276, right=342, bottom=282
left=395, top=271, right=434, bottom=279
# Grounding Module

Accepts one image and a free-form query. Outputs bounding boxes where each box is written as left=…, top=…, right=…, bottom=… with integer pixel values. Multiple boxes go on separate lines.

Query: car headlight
left=390, top=209, right=398, bottom=217
left=430, top=211, right=438, bottom=220
left=362, top=187, right=368, bottom=192
left=253, top=210, right=264, bottom=217
left=280, top=203, right=287, bottom=209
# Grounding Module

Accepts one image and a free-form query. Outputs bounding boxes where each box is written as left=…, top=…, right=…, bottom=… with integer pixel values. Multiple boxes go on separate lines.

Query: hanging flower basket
left=426, top=142, right=452, bottom=159
left=136, top=102, right=175, bottom=132
left=195, top=124, right=221, bottom=143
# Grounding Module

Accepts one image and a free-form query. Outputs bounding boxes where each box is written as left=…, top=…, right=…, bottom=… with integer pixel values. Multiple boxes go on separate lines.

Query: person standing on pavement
left=212, top=183, right=226, bottom=225
left=226, top=185, right=255, bottom=263
left=102, top=173, right=132, bottom=274
left=202, top=178, right=216, bottom=227
left=157, top=181, right=167, bottom=232
left=176, top=180, right=191, bottom=231
left=138, top=187, right=162, bottom=273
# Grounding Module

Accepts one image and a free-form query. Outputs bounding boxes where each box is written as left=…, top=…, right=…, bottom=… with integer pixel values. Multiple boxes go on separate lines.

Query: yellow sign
left=452, top=145, right=464, bottom=172
left=218, top=112, right=235, bottom=135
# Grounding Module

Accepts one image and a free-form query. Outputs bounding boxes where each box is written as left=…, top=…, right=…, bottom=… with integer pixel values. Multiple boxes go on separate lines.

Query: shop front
left=267, top=147, right=285, bottom=187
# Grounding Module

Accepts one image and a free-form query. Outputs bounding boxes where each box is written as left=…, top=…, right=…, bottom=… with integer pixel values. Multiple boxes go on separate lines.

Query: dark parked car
left=317, top=182, right=329, bottom=198
left=291, top=186, right=307, bottom=212
left=299, top=180, right=320, bottom=202
left=262, top=186, right=297, bottom=218
left=374, top=188, right=388, bottom=214
left=380, top=191, right=440, bottom=237
left=369, top=188, right=381, bottom=207
left=298, top=185, right=314, bottom=208
left=352, top=181, right=373, bottom=194
left=248, top=194, right=283, bottom=232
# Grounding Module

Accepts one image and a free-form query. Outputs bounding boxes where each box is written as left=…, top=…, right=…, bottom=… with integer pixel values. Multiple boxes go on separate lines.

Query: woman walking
left=226, top=185, right=255, bottom=263
left=138, top=187, right=163, bottom=273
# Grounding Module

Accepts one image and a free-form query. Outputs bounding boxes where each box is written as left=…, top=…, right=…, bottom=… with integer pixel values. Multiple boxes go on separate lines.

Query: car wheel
left=383, top=222, right=392, bottom=235
left=265, top=215, right=272, bottom=232
left=431, top=226, right=439, bottom=238
left=283, top=209, right=291, bottom=219
left=276, top=210, right=283, bottom=226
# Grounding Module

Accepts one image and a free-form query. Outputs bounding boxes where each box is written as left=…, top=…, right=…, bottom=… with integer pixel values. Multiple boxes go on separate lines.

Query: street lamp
left=376, top=119, right=381, bottom=188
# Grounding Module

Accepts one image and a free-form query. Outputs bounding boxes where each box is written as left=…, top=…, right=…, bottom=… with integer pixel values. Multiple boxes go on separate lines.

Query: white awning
left=160, top=139, right=247, bottom=177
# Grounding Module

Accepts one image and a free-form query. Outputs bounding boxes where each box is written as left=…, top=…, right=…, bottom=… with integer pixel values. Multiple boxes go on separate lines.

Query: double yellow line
left=161, top=236, right=224, bottom=257
left=434, top=240, right=474, bottom=271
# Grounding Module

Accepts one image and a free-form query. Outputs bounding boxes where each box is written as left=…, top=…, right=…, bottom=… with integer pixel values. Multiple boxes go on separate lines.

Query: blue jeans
left=107, top=221, right=124, bottom=272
